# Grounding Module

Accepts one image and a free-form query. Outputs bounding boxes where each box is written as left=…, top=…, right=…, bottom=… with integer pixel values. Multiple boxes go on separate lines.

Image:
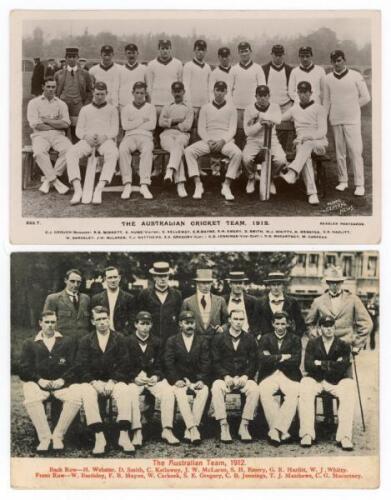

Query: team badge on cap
left=214, top=80, right=228, bottom=91
left=125, top=43, right=138, bottom=52
left=330, top=49, right=345, bottom=62
left=218, top=47, right=231, bottom=57
left=194, top=39, right=207, bottom=50
left=238, top=41, right=251, bottom=52
left=101, top=45, right=114, bottom=54
left=136, top=311, right=153, bottom=322
left=297, top=81, right=312, bottom=93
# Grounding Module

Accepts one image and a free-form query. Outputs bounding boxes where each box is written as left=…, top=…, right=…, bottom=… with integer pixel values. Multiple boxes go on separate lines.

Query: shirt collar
left=100, top=62, right=114, bottom=71
left=35, top=331, right=63, bottom=342
left=136, top=333, right=150, bottom=344
left=157, top=57, right=173, bottom=65
left=133, top=101, right=146, bottom=109
left=299, top=100, right=314, bottom=110
left=300, top=64, right=314, bottom=73
left=239, top=61, right=253, bottom=70
left=274, top=332, right=287, bottom=342
left=92, top=101, right=108, bottom=109
left=125, top=62, right=139, bottom=71
left=271, top=62, right=285, bottom=72
left=255, top=102, right=270, bottom=113
left=212, top=100, right=226, bottom=109
left=218, top=65, right=231, bottom=73
left=40, top=95, right=58, bottom=103
left=269, top=291, right=284, bottom=302
left=230, top=293, right=244, bottom=302
left=333, top=68, right=349, bottom=80
left=229, top=328, right=242, bottom=340
left=66, top=290, right=78, bottom=297
left=192, top=58, right=205, bottom=68
left=67, top=65, right=78, bottom=72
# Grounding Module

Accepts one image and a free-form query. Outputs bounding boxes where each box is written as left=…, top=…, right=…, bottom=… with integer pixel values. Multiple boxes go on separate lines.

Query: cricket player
left=89, top=45, right=123, bottom=107
left=183, top=39, right=211, bottom=111
left=262, top=44, right=293, bottom=112
left=209, top=47, right=234, bottom=102
left=119, top=43, right=147, bottom=109
left=288, top=46, right=326, bottom=105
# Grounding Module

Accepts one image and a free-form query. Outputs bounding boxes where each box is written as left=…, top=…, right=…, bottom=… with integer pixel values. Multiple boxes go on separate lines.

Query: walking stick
left=259, top=123, right=273, bottom=201
left=352, top=354, right=366, bottom=432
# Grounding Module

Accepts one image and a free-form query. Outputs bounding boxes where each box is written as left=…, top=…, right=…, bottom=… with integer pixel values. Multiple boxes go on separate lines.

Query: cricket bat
left=259, top=123, right=273, bottom=201
left=81, top=147, right=97, bottom=204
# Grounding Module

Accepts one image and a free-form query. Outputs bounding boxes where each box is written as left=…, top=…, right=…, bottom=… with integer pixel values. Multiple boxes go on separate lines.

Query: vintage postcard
left=10, top=250, right=379, bottom=488
left=9, top=10, right=381, bottom=245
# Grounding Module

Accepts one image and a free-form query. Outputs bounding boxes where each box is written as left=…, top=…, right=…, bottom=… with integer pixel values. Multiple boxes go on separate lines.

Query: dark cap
left=218, top=47, right=231, bottom=57
left=238, top=41, right=251, bottom=52
left=179, top=310, right=195, bottom=321
left=171, top=81, right=184, bottom=91
left=297, top=81, right=312, bottom=93
left=94, top=81, right=108, bottom=91
left=256, top=85, right=270, bottom=96
left=319, top=316, right=336, bottom=327
left=330, top=49, right=345, bottom=62
left=136, top=311, right=152, bottom=322
left=214, top=80, right=228, bottom=91
left=194, top=39, right=207, bottom=50
left=159, top=39, right=171, bottom=48
left=65, top=47, right=79, bottom=57
left=125, top=43, right=138, bottom=52
left=272, top=44, right=285, bottom=55
left=101, top=45, right=114, bottom=54
left=299, top=46, right=313, bottom=56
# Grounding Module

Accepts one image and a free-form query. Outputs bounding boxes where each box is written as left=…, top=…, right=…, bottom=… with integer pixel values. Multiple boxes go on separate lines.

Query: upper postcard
left=10, top=10, right=381, bottom=245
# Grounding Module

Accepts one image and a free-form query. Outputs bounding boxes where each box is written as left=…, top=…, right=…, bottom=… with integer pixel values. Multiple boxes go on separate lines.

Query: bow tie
left=231, top=297, right=242, bottom=303
left=271, top=299, right=284, bottom=304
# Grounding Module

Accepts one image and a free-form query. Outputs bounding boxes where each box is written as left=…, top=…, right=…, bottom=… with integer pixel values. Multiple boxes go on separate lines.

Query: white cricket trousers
left=258, top=370, right=300, bottom=434
left=119, top=134, right=154, bottom=185
left=66, top=139, right=118, bottom=183
left=211, top=379, right=259, bottom=421
left=31, top=131, right=72, bottom=182
left=159, top=131, right=189, bottom=183
left=299, top=377, right=355, bottom=441
left=289, top=139, right=328, bottom=195
left=173, top=385, right=209, bottom=429
left=243, top=136, right=286, bottom=178
left=332, top=124, right=365, bottom=187
left=80, top=381, right=133, bottom=426
left=185, top=140, right=242, bottom=180
left=128, top=379, right=175, bottom=430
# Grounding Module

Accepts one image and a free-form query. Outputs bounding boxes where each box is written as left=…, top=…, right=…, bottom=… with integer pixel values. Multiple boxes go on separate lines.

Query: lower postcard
left=10, top=250, right=379, bottom=488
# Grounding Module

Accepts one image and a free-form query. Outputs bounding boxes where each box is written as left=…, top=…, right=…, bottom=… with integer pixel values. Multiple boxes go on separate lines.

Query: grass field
left=20, top=97, right=373, bottom=218
left=11, top=345, right=378, bottom=459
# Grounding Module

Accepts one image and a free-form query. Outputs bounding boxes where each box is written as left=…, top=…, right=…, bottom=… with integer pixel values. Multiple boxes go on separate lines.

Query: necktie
left=232, top=297, right=241, bottom=304
left=201, top=295, right=207, bottom=309
left=71, top=69, right=74, bottom=77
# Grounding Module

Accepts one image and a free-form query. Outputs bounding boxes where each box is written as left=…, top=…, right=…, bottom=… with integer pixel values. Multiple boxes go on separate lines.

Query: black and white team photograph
left=16, top=11, right=377, bottom=220
left=10, top=251, right=379, bottom=460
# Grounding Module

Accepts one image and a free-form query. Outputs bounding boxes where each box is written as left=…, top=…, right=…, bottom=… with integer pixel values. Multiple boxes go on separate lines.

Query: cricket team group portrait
left=19, top=12, right=375, bottom=218
left=10, top=251, right=379, bottom=460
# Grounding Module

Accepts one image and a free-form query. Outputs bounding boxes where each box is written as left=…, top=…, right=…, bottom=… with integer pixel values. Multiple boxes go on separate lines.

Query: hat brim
left=226, top=278, right=249, bottom=282
left=325, top=277, right=345, bottom=282
left=149, top=269, right=170, bottom=276
left=194, top=278, right=214, bottom=282
left=265, top=278, right=288, bottom=284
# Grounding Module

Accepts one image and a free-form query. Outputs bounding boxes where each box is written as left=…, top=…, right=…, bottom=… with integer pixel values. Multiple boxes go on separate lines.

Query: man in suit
left=258, top=312, right=302, bottom=446
left=43, top=268, right=91, bottom=339
left=31, top=57, right=45, bottom=96
left=211, top=309, right=259, bottom=443
left=91, top=266, right=135, bottom=334
left=257, top=272, right=306, bottom=338
left=19, top=310, right=82, bottom=452
left=54, top=47, right=94, bottom=142
left=75, top=306, right=134, bottom=455
left=181, top=268, right=228, bottom=342
left=126, top=311, right=179, bottom=447
left=165, top=310, right=211, bottom=444
left=137, top=262, right=182, bottom=346
left=224, top=271, right=261, bottom=337
left=306, top=266, right=372, bottom=352
left=299, top=316, right=355, bottom=450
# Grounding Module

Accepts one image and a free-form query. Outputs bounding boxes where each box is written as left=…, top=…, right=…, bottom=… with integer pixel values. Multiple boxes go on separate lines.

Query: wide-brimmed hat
left=264, top=271, right=289, bottom=284
left=149, top=262, right=171, bottom=276
left=324, top=266, right=345, bottom=282
left=226, top=271, right=248, bottom=282
left=193, top=269, right=214, bottom=282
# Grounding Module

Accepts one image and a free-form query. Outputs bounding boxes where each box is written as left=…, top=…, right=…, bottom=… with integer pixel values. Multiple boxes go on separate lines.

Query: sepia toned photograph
left=10, top=10, right=381, bottom=245
left=10, top=250, right=379, bottom=488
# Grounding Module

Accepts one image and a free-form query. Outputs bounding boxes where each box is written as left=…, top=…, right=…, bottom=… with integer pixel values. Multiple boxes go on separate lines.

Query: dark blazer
left=258, top=332, right=302, bottom=382
left=54, top=67, right=94, bottom=104
left=75, top=330, right=129, bottom=383
left=164, top=333, right=211, bottom=385
left=19, top=335, right=77, bottom=385
left=304, top=336, right=352, bottom=385
left=44, top=289, right=91, bottom=338
left=211, top=330, right=258, bottom=380
left=262, top=62, right=293, bottom=86
left=137, top=287, right=182, bottom=345
left=224, top=292, right=262, bottom=337
left=91, top=289, right=136, bottom=335
left=182, top=293, right=228, bottom=340
left=125, top=334, right=163, bottom=382
left=31, top=62, right=45, bottom=95
left=257, top=294, right=306, bottom=337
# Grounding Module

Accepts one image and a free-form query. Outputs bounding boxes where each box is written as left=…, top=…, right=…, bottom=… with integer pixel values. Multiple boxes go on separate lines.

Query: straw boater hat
left=324, top=266, right=345, bottom=282
left=149, top=262, right=171, bottom=276
left=264, top=271, right=289, bottom=284
left=226, top=271, right=249, bottom=282
left=193, top=269, right=214, bottom=282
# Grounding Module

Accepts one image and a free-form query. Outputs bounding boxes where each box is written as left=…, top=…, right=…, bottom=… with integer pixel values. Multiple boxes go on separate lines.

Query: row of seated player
left=27, top=78, right=329, bottom=205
